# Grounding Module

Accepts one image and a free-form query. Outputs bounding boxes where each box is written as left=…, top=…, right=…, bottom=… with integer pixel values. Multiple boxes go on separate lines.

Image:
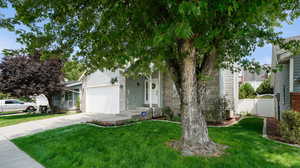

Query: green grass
left=0, top=111, right=22, bottom=115
left=13, top=118, right=300, bottom=168
left=0, top=113, right=68, bottom=127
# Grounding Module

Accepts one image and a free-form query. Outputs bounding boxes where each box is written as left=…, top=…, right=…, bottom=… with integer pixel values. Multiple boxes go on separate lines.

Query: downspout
left=289, top=57, right=294, bottom=111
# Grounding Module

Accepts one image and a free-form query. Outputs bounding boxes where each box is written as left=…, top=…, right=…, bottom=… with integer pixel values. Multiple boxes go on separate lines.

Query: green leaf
left=174, top=22, right=193, bottom=39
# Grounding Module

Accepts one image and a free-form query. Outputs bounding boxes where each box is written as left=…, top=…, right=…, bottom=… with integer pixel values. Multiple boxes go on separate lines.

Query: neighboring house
left=52, top=81, right=82, bottom=111
left=77, top=69, right=239, bottom=118
left=272, top=35, right=300, bottom=115
left=239, top=68, right=269, bottom=90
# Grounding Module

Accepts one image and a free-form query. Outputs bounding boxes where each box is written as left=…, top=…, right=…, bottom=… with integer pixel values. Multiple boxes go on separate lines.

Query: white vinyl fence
left=237, top=98, right=275, bottom=118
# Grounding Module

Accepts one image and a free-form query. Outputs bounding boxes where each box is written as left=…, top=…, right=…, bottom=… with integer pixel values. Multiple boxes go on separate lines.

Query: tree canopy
left=63, top=61, right=85, bottom=81
left=2, top=0, right=300, bottom=156
left=256, top=78, right=274, bottom=95
left=239, top=83, right=256, bottom=99
left=4, top=0, right=300, bottom=73
left=0, top=51, right=64, bottom=110
left=0, top=0, right=15, bottom=30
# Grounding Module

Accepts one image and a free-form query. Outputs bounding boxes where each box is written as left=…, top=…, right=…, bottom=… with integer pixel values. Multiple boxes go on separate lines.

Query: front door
left=144, top=79, right=159, bottom=105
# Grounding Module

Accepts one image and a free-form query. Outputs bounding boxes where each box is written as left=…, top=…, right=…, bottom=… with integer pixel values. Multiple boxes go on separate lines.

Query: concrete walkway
left=0, top=135, right=44, bottom=168
left=0, top=113, right=130, bottom=168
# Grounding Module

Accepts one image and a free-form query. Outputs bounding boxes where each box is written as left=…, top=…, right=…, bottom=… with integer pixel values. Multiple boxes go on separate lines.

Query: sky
left=0, top=7, right=300, bottom=64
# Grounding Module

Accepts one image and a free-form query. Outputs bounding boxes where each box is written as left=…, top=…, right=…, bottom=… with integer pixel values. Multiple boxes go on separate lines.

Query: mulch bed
left=89, top=120, right=136, bottom=127
left=207, top=116, right=241, bottom=127
left=89, top=116, right=241, bottom=127
left=154, top=116, right=241, bottom=127
left=266, top=118, right=299, bottom=145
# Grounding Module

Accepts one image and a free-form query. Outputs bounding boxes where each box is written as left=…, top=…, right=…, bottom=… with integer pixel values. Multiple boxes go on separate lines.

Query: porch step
left=143, top=104, right=158, bottom=108
left=117, top=108, right=152, bottom=119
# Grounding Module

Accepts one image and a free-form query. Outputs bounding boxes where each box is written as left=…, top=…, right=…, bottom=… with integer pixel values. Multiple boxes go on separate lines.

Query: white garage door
left=86, top=86, right=119, bottom=114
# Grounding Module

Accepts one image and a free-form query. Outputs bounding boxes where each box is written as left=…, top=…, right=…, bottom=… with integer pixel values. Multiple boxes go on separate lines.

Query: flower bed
left=266, top=117, right=300, bottom=145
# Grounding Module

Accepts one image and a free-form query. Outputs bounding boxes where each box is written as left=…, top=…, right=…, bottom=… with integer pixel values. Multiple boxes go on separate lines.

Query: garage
left=85, top=85, right=120, bottom=114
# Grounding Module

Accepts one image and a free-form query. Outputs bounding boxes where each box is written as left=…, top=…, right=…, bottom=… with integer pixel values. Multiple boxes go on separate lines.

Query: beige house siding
left=79, top=69, right=237, bottom=116
left=162, top=70, right=221, bottom=116
left=223, top=70, right=234, bottom=109
left=162, top=72, right=181, bottom=115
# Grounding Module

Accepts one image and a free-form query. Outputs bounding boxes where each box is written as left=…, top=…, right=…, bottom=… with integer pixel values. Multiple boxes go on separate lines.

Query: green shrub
left=256, top=78, right=273, bottom=95
left=0, top=93, right=32, bottom=102
left=0, top=92, right=11, bottom=99
left=204, top=96, right=231, bottom=123
left=161, top=107, right=173, bottom=120
left=279, top=111, right=300, bottom=144
left=239, top=83, right=256, bottom=99
left=161, top=107, right=181, bottom=122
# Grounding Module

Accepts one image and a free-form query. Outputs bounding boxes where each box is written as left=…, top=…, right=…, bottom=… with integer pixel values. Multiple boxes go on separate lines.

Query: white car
left=0, top=99, right=37, bottom=112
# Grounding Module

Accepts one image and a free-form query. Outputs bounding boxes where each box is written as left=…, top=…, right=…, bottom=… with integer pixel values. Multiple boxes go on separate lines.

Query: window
left=5, top=100, right=24, bottom=104
left=5, top=100, right=14, bottom=104
left=14, top=100, right=24, bottom=104
left=145, top=81, right=149, bottom=101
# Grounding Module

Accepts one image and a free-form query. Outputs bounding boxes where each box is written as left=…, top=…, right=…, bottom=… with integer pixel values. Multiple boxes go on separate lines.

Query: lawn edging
left=87, top=116, right=247, bottom=129
left=86, top=121, right=144, bottom=128
left=263, top=118, right=300, bottom=148
left=153, top=116, right=244, bottom=127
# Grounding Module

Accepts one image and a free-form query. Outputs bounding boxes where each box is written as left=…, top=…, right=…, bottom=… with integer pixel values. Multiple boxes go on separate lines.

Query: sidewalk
left=0, top=135, right=44, bottom=168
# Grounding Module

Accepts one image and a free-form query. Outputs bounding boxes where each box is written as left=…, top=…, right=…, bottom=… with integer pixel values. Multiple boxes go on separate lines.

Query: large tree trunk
left=46, top=94, right=56, bottom=113
left=177, top=40, right=223, bottom=156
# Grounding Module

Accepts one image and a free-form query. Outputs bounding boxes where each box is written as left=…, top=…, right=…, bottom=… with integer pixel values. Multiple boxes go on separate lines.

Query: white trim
left=65, top=82, right=82, bottom=87
left=158, top=71, right=161, bottom=108
left=149, top=75, right=153, bottom=108
left=78, top=71, right=87, bottom=81
left=87, top=83, right=119, bottom=88
left=219, top=69, right=224, bottom=96
left=117, top=84, right=120, bottom=114
left=233, top=71, right=239, bottom=113
left=289, top=57, right=294, bottom=92
left=64, top=88, right=80, bottom=94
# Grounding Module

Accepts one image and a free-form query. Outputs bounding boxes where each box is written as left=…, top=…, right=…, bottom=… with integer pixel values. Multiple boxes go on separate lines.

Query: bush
left=161, top=107, right=181, bottom=122
left=239, top=83, right=256, bottom=99
left=256, top=78, right=273, bottom=95
left=0, top=92, right=11, bottom=99
left=279, top=111, right=300, bottom=144
left=204, top=96, right=231, bottom=123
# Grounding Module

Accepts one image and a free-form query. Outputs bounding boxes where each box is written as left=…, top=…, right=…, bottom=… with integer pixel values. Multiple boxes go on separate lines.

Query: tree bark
left=46, top=94, right=56, bottom=113
left=178, top=40, right=222, bottom=156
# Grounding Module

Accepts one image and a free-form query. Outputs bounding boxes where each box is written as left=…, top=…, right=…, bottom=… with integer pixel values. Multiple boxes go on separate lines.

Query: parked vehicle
left=0, top=99, right=37, bottom=113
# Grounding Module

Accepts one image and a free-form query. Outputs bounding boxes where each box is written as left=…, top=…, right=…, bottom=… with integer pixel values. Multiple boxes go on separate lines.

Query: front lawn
left=13, top=118, right=300, bottom=168
left=0, top=113, right=68, bottom=127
